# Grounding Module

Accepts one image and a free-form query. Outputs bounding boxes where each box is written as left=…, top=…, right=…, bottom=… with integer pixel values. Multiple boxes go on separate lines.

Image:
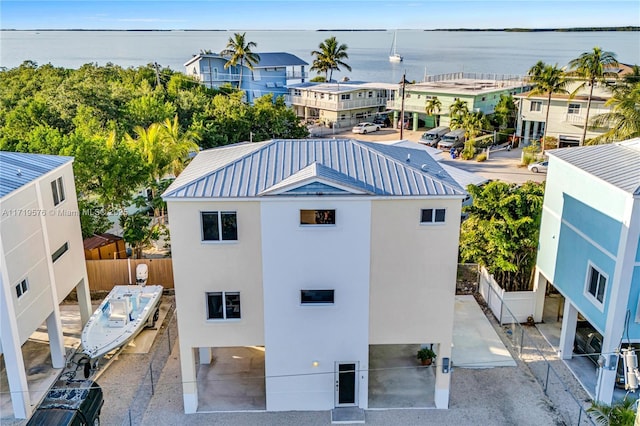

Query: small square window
left=301, top=290, right=335, bottom=304
left=202, top=211, right=237, bottom=241
left=52, top=242, right=69, bottom=263
left=568, top=103, right=581, bottom=114
left=206, top=291, right=241, bottom=320
left=300, top=209, right=336, bottom=225
left=15, top=279, right=29, bottom=298
left=421, top=208, right=446, bottom=224
left=530, top=101, right=542, bottom=112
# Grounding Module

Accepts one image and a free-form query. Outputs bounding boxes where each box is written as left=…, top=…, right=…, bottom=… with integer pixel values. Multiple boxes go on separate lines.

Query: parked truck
left=27, top=379, right=103, bottom=426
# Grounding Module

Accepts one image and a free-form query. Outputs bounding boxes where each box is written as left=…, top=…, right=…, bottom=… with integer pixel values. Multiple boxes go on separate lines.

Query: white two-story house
left=163, top=139, right=466, bottom=414
left=0, top=152, right=92, bottom=419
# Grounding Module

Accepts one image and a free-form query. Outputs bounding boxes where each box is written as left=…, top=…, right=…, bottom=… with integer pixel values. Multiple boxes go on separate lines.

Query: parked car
left=437, top=129, right=466, bottom=151
left=352, top=122, right=381, bottom=134
left=419, top=126, right=450, bottom=147
left=27, top=379, right=104, bottom=426
left=528, top=161, right=548, bottom=173
left=372, top=115, right=389, bottom=128
left=574, top=322, right=633, bottom=389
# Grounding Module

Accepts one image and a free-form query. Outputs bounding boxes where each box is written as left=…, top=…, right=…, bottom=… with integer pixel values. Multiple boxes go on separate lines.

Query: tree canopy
left=460, top=181, right=545, bottom=291
left=310, top=36, right=352, bottom=82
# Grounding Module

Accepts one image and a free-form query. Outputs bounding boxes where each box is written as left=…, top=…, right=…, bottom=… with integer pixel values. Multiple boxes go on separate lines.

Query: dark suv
left=27, top=379, right=103, bottom=426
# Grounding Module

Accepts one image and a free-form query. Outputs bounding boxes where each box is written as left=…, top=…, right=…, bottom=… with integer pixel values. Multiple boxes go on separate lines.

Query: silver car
left=528, top=161, right=548, bottom=173
left=352, top=122, right=381, bottom=134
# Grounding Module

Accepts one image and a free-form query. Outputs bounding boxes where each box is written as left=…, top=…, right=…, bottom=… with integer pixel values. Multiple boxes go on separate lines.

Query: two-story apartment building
left=184, top=52, right=308, bottom=104
left=532, top=138, right=640, bottom=404
left=163, top=139, right=466, bottom=414
left=286, top=81, right=398, bottom=128
left=386, top=73, right=531, bottom=131
left=0, top=152, right=92, bottom=419
left=515, top=81, right=612, bottom=147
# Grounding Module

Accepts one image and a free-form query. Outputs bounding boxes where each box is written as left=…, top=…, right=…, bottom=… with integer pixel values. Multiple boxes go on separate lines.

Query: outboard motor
left=136, top=263, right=148, bottom=286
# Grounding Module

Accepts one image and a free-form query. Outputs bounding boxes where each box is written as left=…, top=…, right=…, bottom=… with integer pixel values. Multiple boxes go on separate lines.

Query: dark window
left=568, top=103, right=581, bottom=114
left=51, top=177, right=65, bottom=206
left=202, top=211, right=237, bottom=241
left=421, top=208, right=446, bottom=223
left=15, top=279, right=28, bottom=298
left=206, top=292, right=241, bottom=320
left=300, top=209, right=336, bottom=225
left=587, top=265, right=607, bottom=303
left=301, top=290, right=335, bottom=304
left=52, top=242, right=69, bottom=263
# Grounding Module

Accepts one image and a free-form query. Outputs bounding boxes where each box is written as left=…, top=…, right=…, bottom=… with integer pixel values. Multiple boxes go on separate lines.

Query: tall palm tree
left=568, top=47, right=619, bottom=145
left=310, top=36, right=352, bottom=82
left=220, top=32, right=260, bottom=89
left=527, top=60, right=546, bottom=82
left=527, top=63, right=569, bottom=150
left=448, top=99, right=469, bottom=128
left=590, top=82, right=640, bottom=143
left=159, top=115, right=201, bottom=177
left=424, top=97, right=442, bottom=127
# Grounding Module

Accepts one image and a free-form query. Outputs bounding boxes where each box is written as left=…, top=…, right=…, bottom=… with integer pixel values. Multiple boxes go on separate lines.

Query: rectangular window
left=51, top=177, right=65, bottom=206
left=420, top=208, right=446, bottom=224
left=201, top=211, right=237, bottom=241
left=586, top=265, right=607, bottom=304
left=15, top=279, right=28, bottom=299
left=341, top=94, right=351, bottom=100
left=568, top=103, right=581, bottom=114
left=530, top=101, right=542, bottom=112
left=301, top=290, right=335, bottom=304
left=368, top=91, right=373, bottom=98
left=300, top=209, right=336, bottom=225
left=52, top=242, right=69, bottom=263
left=206, top=291, right=241, bottom=320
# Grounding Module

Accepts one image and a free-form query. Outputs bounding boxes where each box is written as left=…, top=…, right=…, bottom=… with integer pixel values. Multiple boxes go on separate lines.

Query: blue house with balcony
left=184, top=52, right=308, bottom=104
left=533, top=138, right=640, bottom=404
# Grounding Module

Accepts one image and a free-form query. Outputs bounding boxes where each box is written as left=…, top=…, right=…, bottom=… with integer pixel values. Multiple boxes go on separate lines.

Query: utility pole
left=400, top=72, right=407, bottom=140
left=154, top=62, right=162, bottom=89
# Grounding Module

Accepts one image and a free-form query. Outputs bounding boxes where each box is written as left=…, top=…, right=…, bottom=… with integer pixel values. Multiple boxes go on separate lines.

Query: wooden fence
left=86, top=258, right=174, bottom=291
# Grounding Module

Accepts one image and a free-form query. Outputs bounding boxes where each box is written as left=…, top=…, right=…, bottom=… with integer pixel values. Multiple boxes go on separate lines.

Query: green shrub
left=461, top=148, right=475, bottom=160
left=522, top=153, right=535, bottom=165
left=476, top=152, right=487, bottom=162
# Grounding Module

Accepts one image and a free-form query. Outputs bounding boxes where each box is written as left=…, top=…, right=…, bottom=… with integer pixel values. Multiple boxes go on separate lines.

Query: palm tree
left=310, top=37, right=352, bottom=82
left=424, top=97, right=442, bottom=127
left=159, top=115, right=201, bottom=177
left=220, top=32, right=260, bottom=89
left=568, top=47, right=619, bottom=145
left=527, top=63, right=569, bottom=150
left=448, top=99, right=469, bottom=128
left=590, top=82, right=640, bottom=143
left=527, top=60, right=546, bottom=82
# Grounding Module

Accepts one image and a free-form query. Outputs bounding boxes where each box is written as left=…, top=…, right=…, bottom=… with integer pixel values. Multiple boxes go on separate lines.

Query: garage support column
left=199, top=347, right=212, bottom=364
left=558, top=301, right=578, bottom=360
left=532, top=122, right=541, bottom=141
left=434, top=341, right=452, bottom=409
left=532, top=269, right=547, bottom=323
left=412, top=112, right=419, bottom=131
left=523, top=121, right=531, bottom=146
left=181, top=346, right=198, bottom=413
left=46, top=309, right=65, bottom=368
left=76, top=277, right=92, bottom=327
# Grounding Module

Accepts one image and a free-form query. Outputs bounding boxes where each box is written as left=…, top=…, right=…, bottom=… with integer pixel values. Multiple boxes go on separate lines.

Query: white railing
left=286, top=71, right=309, bottom=79
left=286, top=95, right=388, bottom=111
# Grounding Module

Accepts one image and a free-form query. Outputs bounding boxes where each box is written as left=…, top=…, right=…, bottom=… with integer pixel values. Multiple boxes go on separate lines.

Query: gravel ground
left=95, top=294, right=573, bottom=426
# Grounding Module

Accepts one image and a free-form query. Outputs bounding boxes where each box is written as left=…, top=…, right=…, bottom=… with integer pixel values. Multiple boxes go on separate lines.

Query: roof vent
left=421, top=164, right=428, bottom=171
left=16, top=169, right=22, bottom=177
left=406, top=153, right=411, bottom=162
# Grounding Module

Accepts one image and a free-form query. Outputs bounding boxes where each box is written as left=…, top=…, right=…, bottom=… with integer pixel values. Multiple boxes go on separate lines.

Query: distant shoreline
left=1, top=27, right=638, bottom=32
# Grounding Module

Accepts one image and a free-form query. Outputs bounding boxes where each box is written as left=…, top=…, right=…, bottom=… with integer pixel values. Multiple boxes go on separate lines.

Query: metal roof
left=288, top=81, right=399, bottom=93
left=185, top=52, right=307, bottom=68
left=0, top=151, right=72, bottom=199
left=548, top=138, right=640, bottom=195
left=163, top=139, right=466, bottom=199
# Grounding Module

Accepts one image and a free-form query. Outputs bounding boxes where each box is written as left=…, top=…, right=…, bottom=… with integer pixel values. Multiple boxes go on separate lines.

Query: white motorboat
left=81, top=284, right=163, bottom=360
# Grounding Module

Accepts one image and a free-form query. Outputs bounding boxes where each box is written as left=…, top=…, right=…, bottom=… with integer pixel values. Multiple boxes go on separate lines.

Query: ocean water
left=1, top=30, right=638, bottom=83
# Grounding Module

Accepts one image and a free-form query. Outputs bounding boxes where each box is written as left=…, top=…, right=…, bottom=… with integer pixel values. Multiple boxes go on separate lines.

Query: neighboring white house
left=286, top=81, right=398, bottom=128
left=532, top=138, right=640, bottom=404
left=163, top=139, right=466, bottom=414
left=515, top=81, right=613, bottom=147
left=0, top=151, right=92, bottom=419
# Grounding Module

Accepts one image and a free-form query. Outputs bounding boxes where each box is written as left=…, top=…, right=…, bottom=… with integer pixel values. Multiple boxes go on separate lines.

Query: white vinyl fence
left=478, top=266, right=536, bottom=325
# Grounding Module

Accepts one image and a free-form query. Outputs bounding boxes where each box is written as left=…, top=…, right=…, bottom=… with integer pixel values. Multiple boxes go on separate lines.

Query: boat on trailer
left=80, top=283, right=163, bottom=361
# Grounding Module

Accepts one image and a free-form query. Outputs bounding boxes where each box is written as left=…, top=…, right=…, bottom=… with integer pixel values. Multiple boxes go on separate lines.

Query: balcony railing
left=286, top=95, right=388, bottom=111
left=286, top=71, right=309, bottom=80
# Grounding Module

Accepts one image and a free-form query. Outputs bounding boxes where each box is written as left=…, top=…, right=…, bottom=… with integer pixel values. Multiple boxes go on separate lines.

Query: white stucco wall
left=261, top=198, right=371, bottom=411
left=167, top=200, right=265, bottom=349
left=0, top=185, right=55, bottom=344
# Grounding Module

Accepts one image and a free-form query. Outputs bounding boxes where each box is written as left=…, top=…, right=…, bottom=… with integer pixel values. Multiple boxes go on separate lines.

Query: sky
left=1, top=0, right=639, bottom=30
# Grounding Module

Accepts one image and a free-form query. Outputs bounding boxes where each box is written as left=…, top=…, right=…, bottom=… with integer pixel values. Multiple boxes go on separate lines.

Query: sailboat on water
left=389, top=31, right=403, bottom=62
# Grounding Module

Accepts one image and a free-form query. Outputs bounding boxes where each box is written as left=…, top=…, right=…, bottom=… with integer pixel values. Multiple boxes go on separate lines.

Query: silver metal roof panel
left=0, top=151, right=72, bottom=199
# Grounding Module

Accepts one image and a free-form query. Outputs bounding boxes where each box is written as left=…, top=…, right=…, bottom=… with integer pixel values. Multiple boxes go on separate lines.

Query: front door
left=335, top=362, right=358, bottom=406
